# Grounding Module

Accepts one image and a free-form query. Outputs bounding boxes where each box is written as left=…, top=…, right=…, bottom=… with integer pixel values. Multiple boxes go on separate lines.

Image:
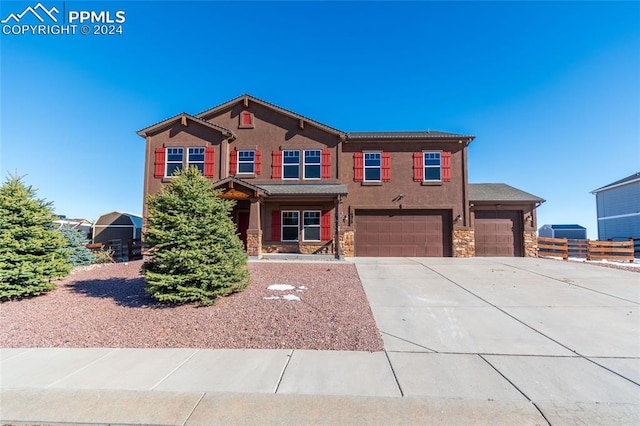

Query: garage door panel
left=355, top=210, right=451, bottom=257
left=475, top=210, right=522, bottom=257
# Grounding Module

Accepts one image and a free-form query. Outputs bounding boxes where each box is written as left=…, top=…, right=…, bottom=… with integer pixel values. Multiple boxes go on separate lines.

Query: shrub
left=58, top=226, right=94, bottom=266
left=93, top=247, right=115, bottom=264
left=0, top=175, right=72, bottom=301
left=142, top=167, right=249, bottom=305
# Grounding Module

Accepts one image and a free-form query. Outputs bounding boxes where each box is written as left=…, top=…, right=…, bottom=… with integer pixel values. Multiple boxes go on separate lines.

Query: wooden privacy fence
left=537, top=237, right=635, bottom=262
left=537, top=237, right=568, bottom=260
left=85, top=239, right=143, bottom=261
left=128, top=238, right=143, bottom=261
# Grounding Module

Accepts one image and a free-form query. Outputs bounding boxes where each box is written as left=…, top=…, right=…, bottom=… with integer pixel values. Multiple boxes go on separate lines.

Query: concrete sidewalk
left=1, top=257, right=638, bottom=425
left=1, top=348, right=546, bottom=425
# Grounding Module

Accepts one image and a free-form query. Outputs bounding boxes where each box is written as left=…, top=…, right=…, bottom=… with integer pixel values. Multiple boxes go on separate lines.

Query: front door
left=237, top=211, right=250, bottom=249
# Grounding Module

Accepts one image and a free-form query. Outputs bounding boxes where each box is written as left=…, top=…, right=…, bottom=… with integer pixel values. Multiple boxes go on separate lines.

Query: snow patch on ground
left=265, top=284, right=307, bottom=301
left=567, top=257, right=640, bottom=268
left=282, top=294, right=301, bottom=301
left=267, top=284, right=296, bottom=291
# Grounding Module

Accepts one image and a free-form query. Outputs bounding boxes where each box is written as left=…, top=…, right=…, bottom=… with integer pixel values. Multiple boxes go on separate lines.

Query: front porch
left=212, top=177, right=348, bottom=259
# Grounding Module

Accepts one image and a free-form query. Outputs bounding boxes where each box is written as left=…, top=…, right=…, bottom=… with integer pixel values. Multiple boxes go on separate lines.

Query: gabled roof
left=137, top=112, right=236, bottom=139
left=211, top=176, right=267, bottom=195
left=469, top=183, right=545, bottom=203
left=541, top=224, right=586, bottom=230
left=257, top=184, right=348, bottom=196
left=195, top=94, right=346, bottom=137
left=95, top=211, right=143, bottom=228
left=591, top=172, right=640, bottom=194
left=346, top=131, right=474, bottom=142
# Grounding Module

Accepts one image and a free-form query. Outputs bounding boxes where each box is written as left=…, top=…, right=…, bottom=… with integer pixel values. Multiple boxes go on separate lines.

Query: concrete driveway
left=354, top=256, right=640, bottom=425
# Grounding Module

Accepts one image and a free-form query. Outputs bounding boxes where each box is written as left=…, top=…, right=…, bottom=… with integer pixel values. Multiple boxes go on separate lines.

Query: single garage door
left=475, top=210, right=523, bottom=257
left=355, top=210, right=452, bottom=257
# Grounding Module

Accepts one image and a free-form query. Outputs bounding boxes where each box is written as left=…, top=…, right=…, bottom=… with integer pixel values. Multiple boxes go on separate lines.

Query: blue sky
left=1, top=1, right=638, bottom=239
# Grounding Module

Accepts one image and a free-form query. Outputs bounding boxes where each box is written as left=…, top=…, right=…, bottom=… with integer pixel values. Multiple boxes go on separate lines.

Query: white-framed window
left=304, top=150, right=321, bottom=179
left=283, top=150, right=300, bottom=179
left=424, top=152, right=441, bottom=181
left=282, top=211, right=300, bottom=241
left=364, top=152, right=381, bottom=182
left=187, top=147, right=205, bottom=174
left=303, top=211, right=321, bottom=241
left=166, top=147, right=184, bottom=176
left=238, top=150, right=255, bottom=174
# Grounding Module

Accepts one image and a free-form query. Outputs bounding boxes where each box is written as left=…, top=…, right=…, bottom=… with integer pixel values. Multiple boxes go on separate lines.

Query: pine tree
left=142, top=167, right=249, bottom=305
left=0, top=175, right=72, bottom=300
left=58, top=225, right=95, bottom=266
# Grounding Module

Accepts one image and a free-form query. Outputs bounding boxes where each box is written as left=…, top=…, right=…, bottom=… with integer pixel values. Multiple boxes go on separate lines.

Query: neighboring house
left=591, top=172, right=640, bottom=241
left=138, top=94, right=544, bottom=258
left=538, top=224, right=587, bottom=240
left=93, top=211, right=143, bottom=260
left=53, top=217, right=93, bottom=240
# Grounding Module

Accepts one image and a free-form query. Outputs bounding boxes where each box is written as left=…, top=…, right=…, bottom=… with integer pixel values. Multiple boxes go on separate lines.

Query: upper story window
left=238, top=150, right=255, bottom=174
left=273, top=149, right=330, bottom=180
left=304, top=150, right=321, bottom=179
left=188, top=147, right=205, bottom=174
left=166, top=147, right=184, bottom=176
left=283, top=150, right=300, bottom=179
left=364, top=152, right=381, bottom=182
left=155, top=146, right=215, bottom=179
left=414, top=151, right=451, bottom=182
left=424, top=152, right=441, bottom=181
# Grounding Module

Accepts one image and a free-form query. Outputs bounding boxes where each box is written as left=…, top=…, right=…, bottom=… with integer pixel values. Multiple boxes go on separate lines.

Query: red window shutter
left=271, top=210, right=281, bottom=241
left=353, top=152, right=364, bottom=182
left=255, top=150, right=262, bottom=175
left=442, top=151, right=451, bottom=182
left=229, top=150, right=238, bottom=175
left=321, top=210, right=331, bottom=240
left=154, top=148, right=166, bottom=178
left=321, top=149, right=331, bottom=179
left=272, top=150, right=282, bottom=179
left=381, top=152, right=391, bottom=182
left=204, top=146, right=215, bottom=177
left=413, top=152, right=423, bottom=181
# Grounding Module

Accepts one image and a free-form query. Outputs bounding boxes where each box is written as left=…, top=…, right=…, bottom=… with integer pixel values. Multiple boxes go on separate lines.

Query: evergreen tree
left=0, top=175, right=72, bottom=300
left=58, top=225, right=95, bottom=266
left=142, top=167, right=249, bottom=305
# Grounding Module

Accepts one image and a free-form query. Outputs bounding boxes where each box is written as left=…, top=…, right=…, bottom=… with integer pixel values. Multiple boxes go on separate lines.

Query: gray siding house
left=591, top=172, right=640, bottom=241
left=539, top=224, right=587, bottom=240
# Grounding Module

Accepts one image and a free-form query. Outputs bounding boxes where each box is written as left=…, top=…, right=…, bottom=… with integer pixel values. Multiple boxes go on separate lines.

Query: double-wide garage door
left=474, top=210, right=523, bottom=257
left=355, top=210, right=452, bottom=257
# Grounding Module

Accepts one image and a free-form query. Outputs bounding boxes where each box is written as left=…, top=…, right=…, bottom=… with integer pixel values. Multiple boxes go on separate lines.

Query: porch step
left=256, top=253, right=341, bottom=261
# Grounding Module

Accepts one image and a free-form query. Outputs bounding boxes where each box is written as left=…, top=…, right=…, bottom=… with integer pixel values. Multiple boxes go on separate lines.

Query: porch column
left=335, top=195, right=342, bottom=259
left=246, top=197, right=262, bottom=257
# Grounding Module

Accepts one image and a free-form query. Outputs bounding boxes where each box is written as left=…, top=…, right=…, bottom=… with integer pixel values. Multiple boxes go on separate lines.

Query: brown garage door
left=475, top=210, right=522, bottom=257
left=355, top=210, right=452, bottom=257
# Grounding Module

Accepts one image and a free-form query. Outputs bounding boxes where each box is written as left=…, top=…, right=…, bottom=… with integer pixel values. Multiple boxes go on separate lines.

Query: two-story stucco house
left=138, top=94, right=544, bottom=258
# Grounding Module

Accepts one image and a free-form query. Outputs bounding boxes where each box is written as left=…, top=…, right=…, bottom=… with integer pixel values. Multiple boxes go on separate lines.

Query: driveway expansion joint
left=273, top=349, right=294, bottom=394
left=479, top=354, right=552, bottom=426
left=384, top=350, right=405, bottom=397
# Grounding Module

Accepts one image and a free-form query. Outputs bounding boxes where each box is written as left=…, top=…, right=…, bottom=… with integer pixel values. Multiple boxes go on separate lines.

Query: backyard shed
left=92, top=211, right=143, bottom=260
left=539, top=224, right=587, bottom=240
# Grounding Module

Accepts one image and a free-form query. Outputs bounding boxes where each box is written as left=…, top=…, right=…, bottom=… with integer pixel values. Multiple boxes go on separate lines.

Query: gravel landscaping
left=0, top=261, right=383, bottom=351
